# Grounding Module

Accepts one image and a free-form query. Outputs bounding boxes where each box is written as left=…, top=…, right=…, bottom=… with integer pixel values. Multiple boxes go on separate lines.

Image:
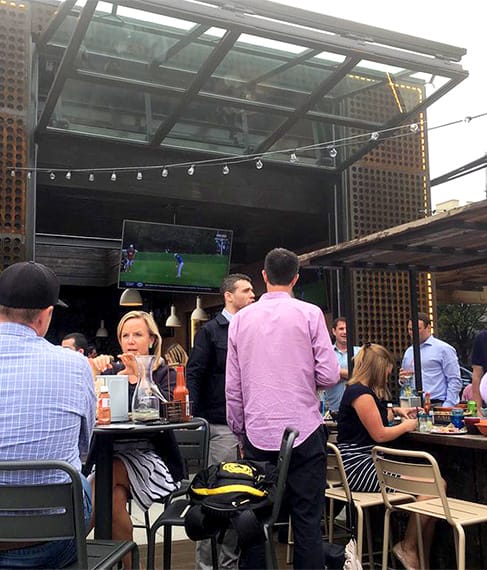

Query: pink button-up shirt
left=226, top=291, right=339, bottom=449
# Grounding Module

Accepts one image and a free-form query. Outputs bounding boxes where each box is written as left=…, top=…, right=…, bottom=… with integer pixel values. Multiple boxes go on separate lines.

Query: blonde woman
left=337, top=343, right=435, bottom=570
left=90, top=311, right=183, bottom=568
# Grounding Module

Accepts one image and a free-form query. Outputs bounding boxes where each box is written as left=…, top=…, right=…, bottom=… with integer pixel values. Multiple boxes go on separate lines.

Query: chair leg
left=364, top=508, right=374, bottom=569
left=163, top=525, right=173, bottom=570
left=382, top=509, right=391, bottom=570
left=132, top=544, right=140, bottom=570
left=264, top=525, right=278, bottom=570
left=415, top=512, right=425, bottom=569
left=286, top=517, right=293, bottom=565
left=147, top=526, right=158, bottom=570
left=144, top=509, right=151, bottom=545
left=455, top=524, right=466, bottom=570
left=355, top=505, right=364, bottom=563
left=210, top=535, right=218, bottom=570
left=328, top=499, right=335, bottom=543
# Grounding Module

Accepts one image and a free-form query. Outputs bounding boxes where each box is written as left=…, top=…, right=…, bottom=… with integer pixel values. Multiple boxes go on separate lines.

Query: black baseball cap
left=0, top=261, right=68, bottom=309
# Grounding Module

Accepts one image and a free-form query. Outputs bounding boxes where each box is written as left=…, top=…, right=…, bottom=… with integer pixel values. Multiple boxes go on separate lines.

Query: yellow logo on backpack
left=221, top=462, right=254, bottom=477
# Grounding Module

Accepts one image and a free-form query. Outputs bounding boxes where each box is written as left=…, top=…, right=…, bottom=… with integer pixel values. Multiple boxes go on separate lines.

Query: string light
left=5, top=114, right=485, bottom=181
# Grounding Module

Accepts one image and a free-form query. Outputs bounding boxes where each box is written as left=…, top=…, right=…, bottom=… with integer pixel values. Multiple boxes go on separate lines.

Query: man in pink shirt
left=226, top=248, right=339, bottom=569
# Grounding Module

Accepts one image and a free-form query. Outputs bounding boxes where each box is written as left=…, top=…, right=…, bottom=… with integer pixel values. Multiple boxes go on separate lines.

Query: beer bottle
left=97, top=385, right=111, bottom=425
left=423, top=392, right=432, bottom=415
left=173, top=365, right=191, bottom=421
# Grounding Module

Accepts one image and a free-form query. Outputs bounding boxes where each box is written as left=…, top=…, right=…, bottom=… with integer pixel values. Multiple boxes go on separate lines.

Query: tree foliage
left=437, top=304, right=486, bottom=364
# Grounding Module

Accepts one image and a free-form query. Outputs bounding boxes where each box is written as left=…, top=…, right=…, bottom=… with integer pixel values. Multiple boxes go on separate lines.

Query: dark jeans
left=240, top=425, right=327, bottom=570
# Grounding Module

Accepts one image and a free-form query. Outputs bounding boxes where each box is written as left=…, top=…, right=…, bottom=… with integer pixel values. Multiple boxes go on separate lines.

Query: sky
left=271, top=0, right=486, bottom=208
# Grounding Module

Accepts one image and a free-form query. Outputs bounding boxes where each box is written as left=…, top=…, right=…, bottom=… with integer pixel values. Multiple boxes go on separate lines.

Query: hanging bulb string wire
left=7, top=112, right=487, bottom=177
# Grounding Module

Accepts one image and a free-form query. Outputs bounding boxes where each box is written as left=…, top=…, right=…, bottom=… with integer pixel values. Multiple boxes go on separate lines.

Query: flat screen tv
left=294, top=267, right=329, bottom=309
left=118, top=220, right=233, bottom=294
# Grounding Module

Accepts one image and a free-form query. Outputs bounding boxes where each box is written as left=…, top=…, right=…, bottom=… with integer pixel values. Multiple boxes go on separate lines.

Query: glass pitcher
left=131, top=355, right=160, bottom=422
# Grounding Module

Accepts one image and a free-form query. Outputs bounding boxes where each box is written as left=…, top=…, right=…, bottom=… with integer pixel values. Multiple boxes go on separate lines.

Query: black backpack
left=185, top=460, right=277, bottom=547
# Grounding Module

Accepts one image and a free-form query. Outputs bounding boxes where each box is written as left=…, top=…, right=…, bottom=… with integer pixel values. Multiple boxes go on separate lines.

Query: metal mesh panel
left=0, top=1, right=29, bottom=269
left=343, top=78, right=432, bottom=387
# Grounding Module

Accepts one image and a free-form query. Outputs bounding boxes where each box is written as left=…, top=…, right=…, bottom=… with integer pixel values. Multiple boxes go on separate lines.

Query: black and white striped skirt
left=114, top=446, right=180, bottom=511
left=336, top=443, right=380, bottom=493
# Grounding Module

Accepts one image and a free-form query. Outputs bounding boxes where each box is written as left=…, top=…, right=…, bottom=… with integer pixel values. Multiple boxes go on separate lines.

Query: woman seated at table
left=337, top=343, right=436, bottom=570
left=90, top=310, right=183, bottom=565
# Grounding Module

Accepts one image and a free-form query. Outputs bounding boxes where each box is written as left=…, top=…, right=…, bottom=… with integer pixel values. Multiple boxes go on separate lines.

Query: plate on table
left=428, top=427, right=467, bottom=435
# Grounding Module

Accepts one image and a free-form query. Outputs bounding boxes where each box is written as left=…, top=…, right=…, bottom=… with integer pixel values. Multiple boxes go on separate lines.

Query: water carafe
left=131, top=355, right=160, bottom=422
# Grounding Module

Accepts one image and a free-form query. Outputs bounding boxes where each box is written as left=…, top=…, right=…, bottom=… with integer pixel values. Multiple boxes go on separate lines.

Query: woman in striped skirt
left=336, top=343, right=433, bottom=570
left=91, top=311, right=184, bottom=569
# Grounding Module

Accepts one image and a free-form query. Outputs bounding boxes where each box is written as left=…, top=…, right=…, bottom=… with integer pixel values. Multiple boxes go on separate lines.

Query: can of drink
left=467, top=400, right=478, bottom=416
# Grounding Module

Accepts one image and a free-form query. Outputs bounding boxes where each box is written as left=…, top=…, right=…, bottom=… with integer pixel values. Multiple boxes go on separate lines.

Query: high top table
left=87, top=419, right=203, bottom=539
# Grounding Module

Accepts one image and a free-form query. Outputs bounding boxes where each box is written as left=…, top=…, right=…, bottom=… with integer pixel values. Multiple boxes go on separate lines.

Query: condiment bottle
left=97, top=385, right=111, bottom=425
left=387, top=402, right=394, bottom=426
left=423, top=392, right=432, bottom=415
left=173, top=365, right=191, bottom=421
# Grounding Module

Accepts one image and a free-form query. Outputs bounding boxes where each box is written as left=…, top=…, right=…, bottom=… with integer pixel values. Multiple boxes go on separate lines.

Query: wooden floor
left=139, top=538, right=290, bottom=570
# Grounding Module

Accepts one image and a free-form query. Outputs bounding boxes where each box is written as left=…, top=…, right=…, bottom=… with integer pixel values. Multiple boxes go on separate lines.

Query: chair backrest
left=266, top=426, right=299, bottom=527
left=0, top=460, right=88, bottom=568
left=326, top=442, right=353, bottom=503
left=173, top=417, right=210, bottom=478
left=371, top=446, right=454, bottom=523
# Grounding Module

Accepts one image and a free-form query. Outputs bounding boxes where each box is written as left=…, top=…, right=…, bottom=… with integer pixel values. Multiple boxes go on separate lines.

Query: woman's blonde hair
left=348, top=343, right=395, bottom=400
left=117, top=310, right=162, bottom=370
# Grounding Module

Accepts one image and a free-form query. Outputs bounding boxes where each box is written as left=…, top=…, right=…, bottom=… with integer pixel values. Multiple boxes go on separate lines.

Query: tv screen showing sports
left=294, top=267, right=329, bottom=309
left=118, top=220, right=233, bottom=294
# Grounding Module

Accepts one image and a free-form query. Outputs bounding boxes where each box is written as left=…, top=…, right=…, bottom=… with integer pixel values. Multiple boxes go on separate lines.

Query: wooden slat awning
left=299, top=199, right=487, bottom=291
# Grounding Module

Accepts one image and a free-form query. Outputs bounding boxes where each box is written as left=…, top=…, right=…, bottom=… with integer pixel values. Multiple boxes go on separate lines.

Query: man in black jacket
left=187, top=273, right=255, bottom=570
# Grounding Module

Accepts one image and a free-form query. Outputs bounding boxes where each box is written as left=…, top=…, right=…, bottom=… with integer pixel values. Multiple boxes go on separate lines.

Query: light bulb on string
left=290, top=152, right=298, bottom=163
left=49, top=171, right=56, bottom=180
left=188, top=164, right=195, bottom=176
left=328, top=146, right=337, bottom=158
left=89, top=172, right=95, bottom=182
left=222, top=164, right=230, bottom=175
left=10, top=170, right=15, bottom=177
left=111, top=171, right=117, bottom=182
left=136, top=171, right=143, bottom=181
left=464, top=116, right=472, bottom=123
left=409, top=123, right=419, bottom=133
left=161, top=167, right=169, bottom=178
left=65, top=171, right=71, bottom=180
left=370, top=132, right=380, bottom=141
left=255, top=158, right=263, bottom=170
left=27, top=171, right=32, bottom=180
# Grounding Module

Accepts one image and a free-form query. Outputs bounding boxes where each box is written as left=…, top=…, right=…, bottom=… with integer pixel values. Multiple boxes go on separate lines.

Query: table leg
left=94, top=436, right=114, bottom=539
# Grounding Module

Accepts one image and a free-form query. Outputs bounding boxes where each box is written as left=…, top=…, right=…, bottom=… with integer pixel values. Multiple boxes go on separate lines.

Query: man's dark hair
left=220, top=273, right=252, bottom=296
left=62, top=332, right=88, bottom=353
left=264, top=248, right=299, bottom=286
left=332, top=316, right=347, bottom=329
left=411, top=312, right=431, bottom=327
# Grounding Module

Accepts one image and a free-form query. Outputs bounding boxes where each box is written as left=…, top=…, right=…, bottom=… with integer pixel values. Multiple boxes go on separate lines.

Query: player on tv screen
left=125, top=244, right=138, bottom=272
left=174, top=253, right=184, bottom=279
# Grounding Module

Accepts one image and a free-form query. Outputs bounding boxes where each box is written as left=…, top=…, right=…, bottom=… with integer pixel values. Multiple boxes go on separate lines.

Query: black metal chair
left=0, top=460, right=139, bottom=569
left=146, top=417, right=213, bottom=570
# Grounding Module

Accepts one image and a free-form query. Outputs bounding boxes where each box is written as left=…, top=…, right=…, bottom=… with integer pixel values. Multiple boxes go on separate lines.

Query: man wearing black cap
left=0, top=261, right=96, bottom=568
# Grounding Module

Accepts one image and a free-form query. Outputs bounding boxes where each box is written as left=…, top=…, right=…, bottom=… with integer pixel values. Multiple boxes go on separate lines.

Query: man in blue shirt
left=0, top=261, right=96, bottom=568
left=400, top=312, right=462, bottom=407
left=323, top=317, right=360, bottom=411
left=174, top=253, right=184, bottom=278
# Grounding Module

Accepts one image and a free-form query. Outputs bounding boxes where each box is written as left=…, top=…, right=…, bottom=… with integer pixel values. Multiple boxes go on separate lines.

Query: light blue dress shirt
left=323, top=344, right=360, bottom=411
left=401, top=335, right=462, bottom=406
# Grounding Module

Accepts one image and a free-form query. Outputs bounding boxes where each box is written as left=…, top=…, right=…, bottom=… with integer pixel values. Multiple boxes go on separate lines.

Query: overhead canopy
left=298, top=199, right=487, bottom=293
left=35, top=0, right=468, bottom=172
